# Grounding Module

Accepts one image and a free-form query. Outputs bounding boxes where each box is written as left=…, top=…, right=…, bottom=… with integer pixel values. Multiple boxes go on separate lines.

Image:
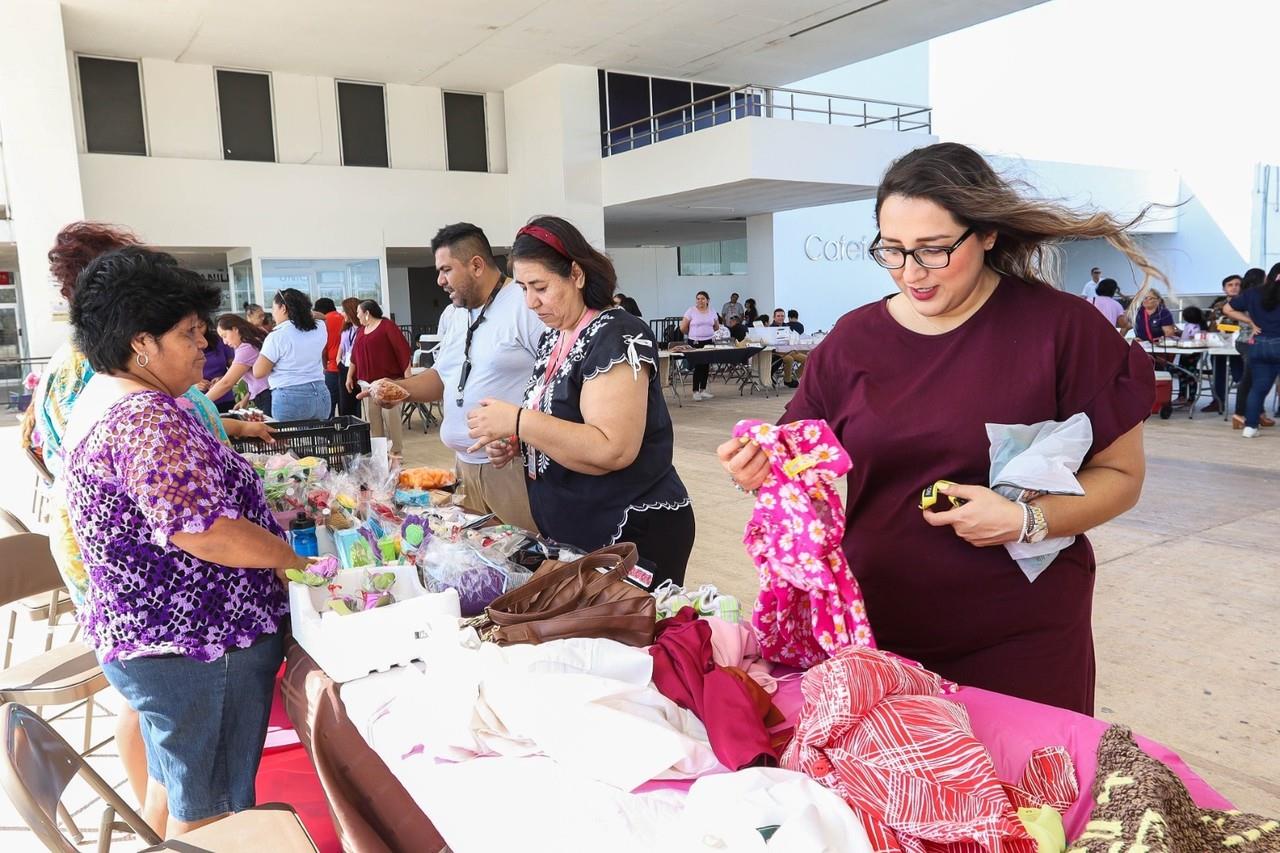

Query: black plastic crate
left=230, top=415, right=372, bottom=471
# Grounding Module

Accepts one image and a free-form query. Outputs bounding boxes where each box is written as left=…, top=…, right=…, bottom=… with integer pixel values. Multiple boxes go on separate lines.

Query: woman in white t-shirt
left=253, top=288, right=330, bottom=421
left=679, top=290, right=720, bottom=401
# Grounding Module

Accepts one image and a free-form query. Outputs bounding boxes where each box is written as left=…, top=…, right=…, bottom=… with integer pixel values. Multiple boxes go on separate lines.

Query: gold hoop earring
left=135, top=352, right=150, bottom=368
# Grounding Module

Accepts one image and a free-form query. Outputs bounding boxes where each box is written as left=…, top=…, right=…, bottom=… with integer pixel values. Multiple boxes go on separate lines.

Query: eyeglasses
left=869, top=228, right=974, bottom=270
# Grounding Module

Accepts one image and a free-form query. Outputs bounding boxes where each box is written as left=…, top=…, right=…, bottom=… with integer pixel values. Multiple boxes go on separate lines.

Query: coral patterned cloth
left=734, top=418, right=874, bottom=668
left=782, top=647, right=1078, bottom=853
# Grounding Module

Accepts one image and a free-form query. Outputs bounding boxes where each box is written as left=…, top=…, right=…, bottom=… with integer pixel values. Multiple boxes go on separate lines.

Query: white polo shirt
left=432, top=282, right=545, bottom=464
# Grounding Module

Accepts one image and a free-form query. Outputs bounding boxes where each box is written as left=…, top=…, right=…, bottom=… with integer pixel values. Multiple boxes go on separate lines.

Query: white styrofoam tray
left=289, top=564, right=462, bottom=683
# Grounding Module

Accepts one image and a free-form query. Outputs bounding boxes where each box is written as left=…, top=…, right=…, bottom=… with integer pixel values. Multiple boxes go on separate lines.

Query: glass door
left=0, top=275, right=23, bottom=407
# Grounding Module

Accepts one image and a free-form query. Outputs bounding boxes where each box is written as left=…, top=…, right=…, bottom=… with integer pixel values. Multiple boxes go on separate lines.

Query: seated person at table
left=1135, top=288, right=1178, bottom=341
left=786, top=309, right=805, bottom=334
left=466, top=215, right=694, bottom=586
left=1087, top=278, right=1130, bottom=332
left=726, top=314, right=748, bottom=342
left=1173, top=305, right=1206, bottom=400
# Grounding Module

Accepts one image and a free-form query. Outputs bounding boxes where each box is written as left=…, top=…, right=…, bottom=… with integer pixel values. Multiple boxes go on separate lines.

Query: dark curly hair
left=71, top=248, right=223, bottom=374
left=273, top=288, right=317, bottom=331
left=509, top=215, right=616, bottom=310
left=48, top=221, right=143, bottom=300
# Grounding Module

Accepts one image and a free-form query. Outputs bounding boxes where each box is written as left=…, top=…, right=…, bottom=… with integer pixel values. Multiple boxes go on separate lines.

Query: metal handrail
left=602, top=83, right=932, bottom=156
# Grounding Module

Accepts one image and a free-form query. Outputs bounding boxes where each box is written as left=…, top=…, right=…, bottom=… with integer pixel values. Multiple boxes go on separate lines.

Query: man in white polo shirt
left=368, top=223, right=544, bottom=531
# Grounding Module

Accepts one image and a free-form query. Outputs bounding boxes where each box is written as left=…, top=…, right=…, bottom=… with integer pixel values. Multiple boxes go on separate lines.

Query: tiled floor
left=0, top=378, right=1276, bottom=849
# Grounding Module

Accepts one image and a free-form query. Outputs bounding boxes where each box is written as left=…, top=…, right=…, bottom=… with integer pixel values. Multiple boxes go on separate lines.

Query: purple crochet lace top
left=64, top=390, right=288, bottom=663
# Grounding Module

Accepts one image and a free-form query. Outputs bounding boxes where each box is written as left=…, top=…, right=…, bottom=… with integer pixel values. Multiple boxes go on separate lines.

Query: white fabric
left=662, top=768, right=874, bottom=853
left=259, top=319, right=327, bottom=389
left=1081, top=278, right=1099, bottom=298
left=986, top=412, right=1093, bottom=582
left=347, top=636, right=720, bottom=792
left=432, top=282, right=544, bottom=463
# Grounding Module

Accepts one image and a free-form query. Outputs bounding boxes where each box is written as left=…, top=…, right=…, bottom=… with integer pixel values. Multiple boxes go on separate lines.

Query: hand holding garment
left=733, top=419, right=875, bottom=668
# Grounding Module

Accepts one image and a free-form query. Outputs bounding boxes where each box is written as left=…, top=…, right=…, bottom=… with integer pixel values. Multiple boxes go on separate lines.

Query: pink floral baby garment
left=734, top=419, right=875, bottom=668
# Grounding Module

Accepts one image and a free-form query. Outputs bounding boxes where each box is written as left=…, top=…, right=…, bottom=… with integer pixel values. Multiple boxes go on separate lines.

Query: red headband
left=516, top=224, right=570, bottom=259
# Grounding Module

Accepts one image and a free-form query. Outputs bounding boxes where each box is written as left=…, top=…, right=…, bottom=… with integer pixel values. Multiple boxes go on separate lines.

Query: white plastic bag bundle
left=985, top=412, right=1093, bottom=582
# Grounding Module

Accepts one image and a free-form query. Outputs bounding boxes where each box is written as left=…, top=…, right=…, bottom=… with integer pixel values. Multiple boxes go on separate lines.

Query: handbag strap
left=482, top=543, right=639, bottom=628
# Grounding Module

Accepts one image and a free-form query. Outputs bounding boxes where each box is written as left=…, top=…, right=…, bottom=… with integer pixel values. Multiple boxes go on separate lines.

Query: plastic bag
left=986, top=412, right=1092, bottom=582
left=416, top=538, right=531, bottom=617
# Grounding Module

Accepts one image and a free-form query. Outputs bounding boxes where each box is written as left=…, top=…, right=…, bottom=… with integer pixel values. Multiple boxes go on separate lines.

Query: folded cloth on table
left=705, top=614, right=778, bottom=694
left=986, top=412, right=1092, bottom=582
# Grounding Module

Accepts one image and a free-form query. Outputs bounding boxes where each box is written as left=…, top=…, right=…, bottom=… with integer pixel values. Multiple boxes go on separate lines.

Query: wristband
left=515, top=407, right=523, bottom=440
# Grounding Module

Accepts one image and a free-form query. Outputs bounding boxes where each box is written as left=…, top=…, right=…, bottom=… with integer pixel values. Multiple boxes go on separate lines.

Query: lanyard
left=455, top=275, right=506, bottom=407
left=525, top=307, right=600, bottom=479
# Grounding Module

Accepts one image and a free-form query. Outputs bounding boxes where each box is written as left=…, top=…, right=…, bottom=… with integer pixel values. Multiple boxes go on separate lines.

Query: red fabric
left=781, top=278, right=1155, bottom=713
left=322, top=311, right=344, bottom=372
left=781, top=647, right=1077, bottom=853
left=352, top=319, right=411, bottom=383
left=649, top=607, right=778, bottom=771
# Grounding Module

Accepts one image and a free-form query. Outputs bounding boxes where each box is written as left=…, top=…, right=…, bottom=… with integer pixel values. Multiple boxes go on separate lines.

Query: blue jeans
left=100, top=633, right=283, bottom=822
left=1244, top=336, right=1280, bottom=428
left=271, top=379, right=331, bottom=422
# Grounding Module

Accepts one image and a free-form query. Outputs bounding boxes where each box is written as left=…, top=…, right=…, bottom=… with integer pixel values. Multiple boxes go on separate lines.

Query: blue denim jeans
left=270, top=379, right=331, bottom=422
left=1243, top=336, right=1280, bottom=428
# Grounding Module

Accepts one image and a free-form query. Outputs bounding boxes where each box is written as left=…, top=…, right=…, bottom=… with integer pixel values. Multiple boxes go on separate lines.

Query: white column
left=0, top=0, right=86, bottom=358
left=745, top=214, right=775, bottom=314
left=503, top=65, right=604, bottom=247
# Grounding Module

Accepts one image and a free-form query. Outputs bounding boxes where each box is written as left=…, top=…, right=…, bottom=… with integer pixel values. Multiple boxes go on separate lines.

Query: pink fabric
left=704, top=615, right=778, bottom=694
left=781, top=647, right=1075, bottom=852
left=734, top=419, right=875, bottom=668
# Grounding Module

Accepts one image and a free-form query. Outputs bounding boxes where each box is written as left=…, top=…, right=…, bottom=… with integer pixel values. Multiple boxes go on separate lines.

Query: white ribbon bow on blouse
left=621, top=334, right=653, bottom=380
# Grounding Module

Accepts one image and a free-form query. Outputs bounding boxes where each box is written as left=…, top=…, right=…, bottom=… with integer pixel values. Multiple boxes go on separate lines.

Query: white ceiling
left=60, top=0, right=1045, bottom=90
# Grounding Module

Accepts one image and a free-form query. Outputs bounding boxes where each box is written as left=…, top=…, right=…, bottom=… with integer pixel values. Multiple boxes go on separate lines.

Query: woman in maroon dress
left=719, top=143, right=1157, bottom=714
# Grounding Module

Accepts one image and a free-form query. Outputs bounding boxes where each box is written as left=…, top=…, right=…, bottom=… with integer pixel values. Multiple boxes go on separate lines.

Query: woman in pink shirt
left=680, top=290, right=720, bottom=401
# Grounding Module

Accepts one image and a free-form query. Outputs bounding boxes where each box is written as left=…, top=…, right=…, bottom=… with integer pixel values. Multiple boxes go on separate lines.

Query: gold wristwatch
left=1021, top=502, right=1049, bottom=544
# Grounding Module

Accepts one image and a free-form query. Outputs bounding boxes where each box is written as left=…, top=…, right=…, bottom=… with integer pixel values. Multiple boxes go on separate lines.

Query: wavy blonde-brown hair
left=874, top=143, right=1168, bottom=310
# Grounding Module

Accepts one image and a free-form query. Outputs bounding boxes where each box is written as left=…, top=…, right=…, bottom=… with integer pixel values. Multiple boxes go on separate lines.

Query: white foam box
left=289, top=564, right=462, bottom=683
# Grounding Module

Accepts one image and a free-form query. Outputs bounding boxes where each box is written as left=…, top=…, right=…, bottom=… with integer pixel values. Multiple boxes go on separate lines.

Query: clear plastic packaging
left=415, top=538, right=531, bottom=617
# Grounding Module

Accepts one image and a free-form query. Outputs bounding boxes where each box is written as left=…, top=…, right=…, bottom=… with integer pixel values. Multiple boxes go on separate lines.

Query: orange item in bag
left=398, top=467, right=456, bottom=490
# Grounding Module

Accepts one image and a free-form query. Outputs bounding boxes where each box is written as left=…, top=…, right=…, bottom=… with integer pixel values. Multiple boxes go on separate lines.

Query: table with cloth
left=280, top=639, right=1232, bottom=853
left=657, top=346, right=771, bottom=404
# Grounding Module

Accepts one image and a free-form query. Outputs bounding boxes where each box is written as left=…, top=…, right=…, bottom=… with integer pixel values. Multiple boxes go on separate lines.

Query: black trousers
left=618, top=502, right=695, bottom=588
left=689, top=339, right=712, bottom=392
left=334, top=364, right=361, bottom=417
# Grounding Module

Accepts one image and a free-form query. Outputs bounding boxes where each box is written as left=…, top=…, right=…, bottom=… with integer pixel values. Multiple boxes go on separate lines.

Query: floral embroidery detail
left=734, top=418, right=875, bottom=669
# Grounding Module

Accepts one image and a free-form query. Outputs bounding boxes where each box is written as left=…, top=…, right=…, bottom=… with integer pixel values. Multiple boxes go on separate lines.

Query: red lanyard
left=531, top=308, right=599, bottom=411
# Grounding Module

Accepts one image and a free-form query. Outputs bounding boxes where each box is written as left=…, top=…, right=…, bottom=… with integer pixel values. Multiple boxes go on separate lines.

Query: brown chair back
left=0, top=702, right=161, bottom=851
left=0, top=533, right=65, bottom=610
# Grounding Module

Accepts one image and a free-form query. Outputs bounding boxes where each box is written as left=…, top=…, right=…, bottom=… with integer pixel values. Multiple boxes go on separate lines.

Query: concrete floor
left=0, top=377, right=1276, bottom=849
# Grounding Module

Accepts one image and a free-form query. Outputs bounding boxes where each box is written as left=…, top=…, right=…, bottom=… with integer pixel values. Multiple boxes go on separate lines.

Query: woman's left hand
left=922, top=483, right=1025, bottom=547
left=466, top=398, right=520, bottom=453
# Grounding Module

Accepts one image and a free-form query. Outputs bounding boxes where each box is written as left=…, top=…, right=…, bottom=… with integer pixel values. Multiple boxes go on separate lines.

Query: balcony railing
left=602, top=84, right=931, bottom=157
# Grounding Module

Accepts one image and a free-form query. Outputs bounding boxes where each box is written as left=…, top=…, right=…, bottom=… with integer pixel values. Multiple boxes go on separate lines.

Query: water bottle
left=290, top=512, right=318, bottom=558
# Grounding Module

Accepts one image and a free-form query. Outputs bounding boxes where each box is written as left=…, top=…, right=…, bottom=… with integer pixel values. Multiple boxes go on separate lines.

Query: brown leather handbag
left=467, top=543, right=656, bottom=647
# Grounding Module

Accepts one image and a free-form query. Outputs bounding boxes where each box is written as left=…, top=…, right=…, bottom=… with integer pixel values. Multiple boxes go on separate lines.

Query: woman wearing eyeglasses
left=465, top=215, right=694, bottom=587
left=718, top=143, right=1157, bottom=714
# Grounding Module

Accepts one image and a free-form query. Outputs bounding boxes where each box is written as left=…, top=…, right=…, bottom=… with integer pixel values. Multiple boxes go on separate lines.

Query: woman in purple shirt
left=209, top=313, right=273, bottom=414
left=62, top=248, right=307, bottom=836
left=197, top=329, right=237, bottom=411
left=718, top=143, right=1156, bottom=714
left=680, top=290, right=720, bottom=401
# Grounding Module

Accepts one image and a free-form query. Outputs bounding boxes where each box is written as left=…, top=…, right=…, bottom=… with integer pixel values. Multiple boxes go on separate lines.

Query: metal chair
left=0, top=508, right=78, bottom=670
left=0, top=702, right=317, bottom=853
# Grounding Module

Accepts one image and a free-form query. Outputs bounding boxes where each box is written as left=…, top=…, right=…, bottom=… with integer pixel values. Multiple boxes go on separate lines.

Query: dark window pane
left=597, top=69, right=608, bottom=155
left=337, top=81, right=389, bottom=168
left=216, top=70, right=275, bottom=162
left=651, top=78, right=692, bottom=141
left=693, top=83, right=731, bottom=130
left=606, top=72, right=651, bottom=153
left=443, top=92, right=488, bottom=172
left=78, top=57, right=146, bottom=155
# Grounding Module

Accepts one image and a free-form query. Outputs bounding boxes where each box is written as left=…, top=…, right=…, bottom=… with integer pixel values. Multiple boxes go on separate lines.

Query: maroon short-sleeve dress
left=783, top=277, right=1154, bottom=713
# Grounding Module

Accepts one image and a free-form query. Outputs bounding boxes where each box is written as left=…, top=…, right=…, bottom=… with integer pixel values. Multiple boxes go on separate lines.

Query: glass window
left=692, top=83, right=731, bottom=130
left=443, top=92, right=488, bottom=172
left=651, top=78, right=693, bottom=142
left=678, top=239, right=747, bottom=276
left=261, top=259, right=382, bottom=306
left=231, top=260, right=255, bottom=311
left=336, top=81, right=389, bottom=168
left=78, top=56, right=147, bottom=155
left=605, top=72, right=652, bottom=154
left=217, top=69, right=275, bottom=162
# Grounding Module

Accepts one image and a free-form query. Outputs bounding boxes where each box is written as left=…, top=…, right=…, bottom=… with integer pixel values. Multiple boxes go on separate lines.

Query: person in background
left=719, top=142, right=1156, bottom=714
left=362, top=223, right=542, bottom=531
left=348, top=299, right=412, bottom=458
left=768, top=307, right=788, bottom=327
left=1173, top=305, right=1206, bottom=401
left=63, top=247, right=299, bottom=836
left=254, top=289, right=330, bottom=421
left=721, top=292, right=745, bottom=325
left=314, top=297, right=344, bottom=417
left=244, top=303, right=274, bottom=333
left=777, top=310, right=808, bottom=388
left=1134, top=288, right=1178, bottom=341
left=726, top=314, right=748, bottom=342
left=208, top=314, right=272, bottom=414
left=335, top=298, right=362, bottom=417
left=1204, top=274, right=1244, bottom=413
left=743, top=297, right=761, bottom=327
left=787, top=309, right=805, bottom=334
left=680, top=290, right=720, bottom=401
left=1229, top=268, right=1272, bottom=428
left=1224, top=262, right=1280, bottom=437
left=196, top=328, right=237, bottom=412
left=466, top=215, right=693, bottom=585
left=1081, top=266, right=1103, bottom=298
left=1086, top=278, right=1130, bottom=331
left=613, top=292, right=643, bottom=317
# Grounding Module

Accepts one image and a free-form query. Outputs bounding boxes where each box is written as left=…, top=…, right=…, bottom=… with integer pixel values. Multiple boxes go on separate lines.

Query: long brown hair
left=216, top=312, right=267, bottom=350
left=341, top=297, right=360, bottom=330
left=875, top=143, right=1168, bottom=304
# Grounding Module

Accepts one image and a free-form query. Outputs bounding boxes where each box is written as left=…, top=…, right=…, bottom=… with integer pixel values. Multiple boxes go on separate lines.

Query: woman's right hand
left=717, top=435, right=770, bottom=492
left=484, top=437, right=519, bottom=469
